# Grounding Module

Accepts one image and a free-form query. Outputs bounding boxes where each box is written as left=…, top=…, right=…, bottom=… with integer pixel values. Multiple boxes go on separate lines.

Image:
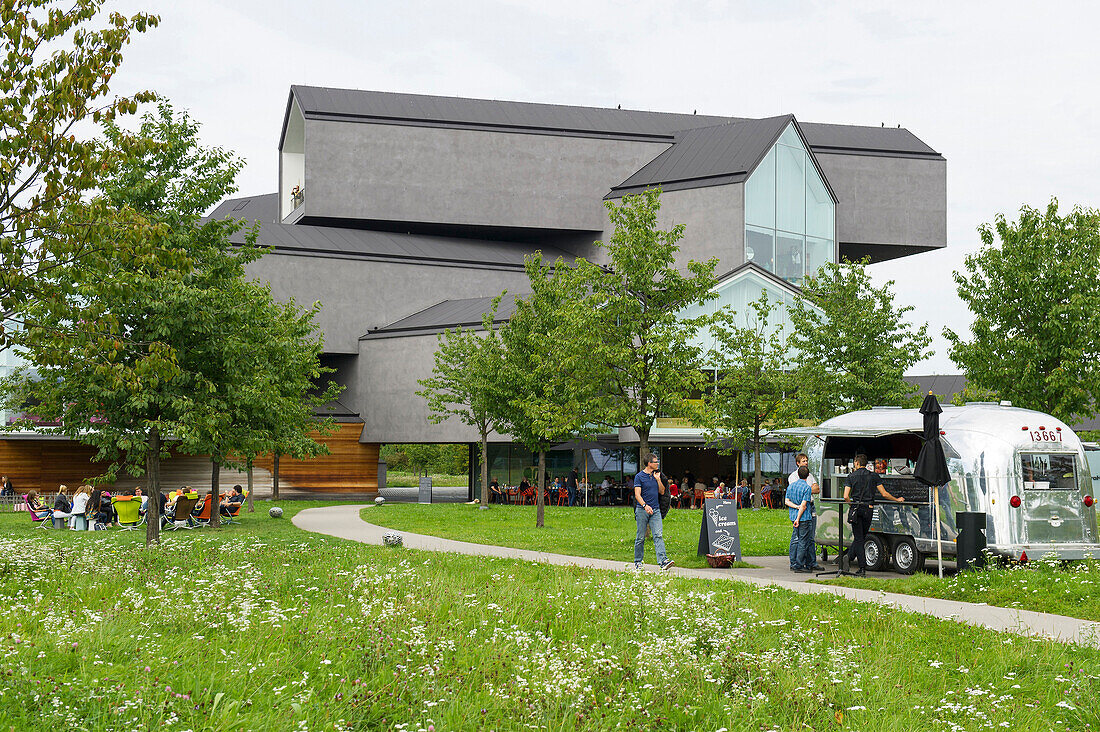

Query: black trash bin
left=956, top=511, right=987, bottom=571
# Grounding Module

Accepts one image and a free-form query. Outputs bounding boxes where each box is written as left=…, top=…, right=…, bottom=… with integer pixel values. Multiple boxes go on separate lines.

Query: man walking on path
left=633, top=453, right=673, bottom=571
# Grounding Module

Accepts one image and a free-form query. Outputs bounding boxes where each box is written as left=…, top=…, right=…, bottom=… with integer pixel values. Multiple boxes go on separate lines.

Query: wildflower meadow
left=1, top=503, right=1097, bottom=731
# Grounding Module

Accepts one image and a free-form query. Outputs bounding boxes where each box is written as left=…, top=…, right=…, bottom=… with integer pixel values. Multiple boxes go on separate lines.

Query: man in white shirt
left=788, top=453, right=824, bottom=570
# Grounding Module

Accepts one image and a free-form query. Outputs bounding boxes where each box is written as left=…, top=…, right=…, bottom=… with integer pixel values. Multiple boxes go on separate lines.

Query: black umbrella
left=914, top=392, right=950, bottom=487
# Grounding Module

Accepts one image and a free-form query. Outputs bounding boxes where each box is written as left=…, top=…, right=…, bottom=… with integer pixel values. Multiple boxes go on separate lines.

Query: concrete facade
left=245, top=251, right=535, bottom=354
left=302, top=120, right=669, bottom=232
left=816, top=152, right=947, bottom=261
left=249, top=86, right=948, bottom=449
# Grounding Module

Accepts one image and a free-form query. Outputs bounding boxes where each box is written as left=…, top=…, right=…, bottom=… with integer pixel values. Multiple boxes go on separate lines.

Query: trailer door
left=1019, top=452, right=1089, bottom=544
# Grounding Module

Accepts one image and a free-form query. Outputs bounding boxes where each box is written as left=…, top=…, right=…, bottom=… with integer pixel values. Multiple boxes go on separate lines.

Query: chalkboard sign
left=418, top=476, right=433, bottom=504
left=697, top=498, right=742, bottom=560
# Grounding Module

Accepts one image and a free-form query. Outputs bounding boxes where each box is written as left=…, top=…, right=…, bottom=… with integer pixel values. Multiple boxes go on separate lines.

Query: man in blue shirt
left=633, top=453, right=674, bottom=571
left=785, top=465, right=815, bottom=572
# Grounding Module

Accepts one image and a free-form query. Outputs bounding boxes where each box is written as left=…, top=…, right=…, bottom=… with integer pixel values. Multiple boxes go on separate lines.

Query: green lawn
left=0, top=500, right=1097, bottom=731
left=385, top=472, right=468, bottom=487
left=363, top=503, right=793, bottom=568
left=821, top=554, right=1100, bottom=622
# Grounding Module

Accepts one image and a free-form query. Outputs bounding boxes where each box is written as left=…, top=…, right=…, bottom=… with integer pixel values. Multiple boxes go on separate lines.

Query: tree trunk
left=753, top=417, right=763, bottom=509
left=272, top=453, right=280, bottom=499
left=246, top=458, right=255, bottom=513
left=536, top=449, right=545, bottom=528
left=145, top=425, right=161, bottom=546
left=479, top=428, right=489, bottom=509
left=209, top=457, right=221, bottom=528
left=638, top=430, right=649, bottom=463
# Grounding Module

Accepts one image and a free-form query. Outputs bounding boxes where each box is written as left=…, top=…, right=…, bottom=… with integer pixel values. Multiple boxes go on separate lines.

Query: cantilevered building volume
left=1, top=86, right=946, bottom=494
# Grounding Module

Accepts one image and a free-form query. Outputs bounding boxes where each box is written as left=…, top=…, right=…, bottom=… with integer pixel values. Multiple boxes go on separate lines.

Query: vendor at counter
left=842, top=453, right=905, bottom=576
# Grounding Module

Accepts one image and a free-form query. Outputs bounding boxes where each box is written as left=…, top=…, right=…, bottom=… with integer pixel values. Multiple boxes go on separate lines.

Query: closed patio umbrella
left=914, top=392, right=951, bottom=576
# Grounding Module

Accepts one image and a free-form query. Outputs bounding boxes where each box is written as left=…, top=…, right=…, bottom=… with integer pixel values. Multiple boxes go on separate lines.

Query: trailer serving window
left=1020, top=453, right=1077, bottom=491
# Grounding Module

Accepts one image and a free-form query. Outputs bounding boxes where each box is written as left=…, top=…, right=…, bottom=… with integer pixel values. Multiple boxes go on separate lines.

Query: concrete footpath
left=294, top=504, right=1100, bottom=648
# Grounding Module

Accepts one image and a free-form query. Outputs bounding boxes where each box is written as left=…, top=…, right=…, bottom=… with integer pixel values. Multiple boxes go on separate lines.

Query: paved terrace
left=294, top=504, right=1100, bottom=649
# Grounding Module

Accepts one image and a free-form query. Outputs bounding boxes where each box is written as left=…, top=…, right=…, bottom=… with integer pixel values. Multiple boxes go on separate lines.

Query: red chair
left=556, top=486, right=568, bottom=506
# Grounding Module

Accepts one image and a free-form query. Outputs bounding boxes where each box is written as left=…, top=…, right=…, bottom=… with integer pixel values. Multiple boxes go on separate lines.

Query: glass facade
left=744, top=123, right=835, bottom=285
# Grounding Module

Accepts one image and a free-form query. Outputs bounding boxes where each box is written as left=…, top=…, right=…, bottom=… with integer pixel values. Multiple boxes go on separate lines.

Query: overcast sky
left=109, top=0, right=1100, bottom=373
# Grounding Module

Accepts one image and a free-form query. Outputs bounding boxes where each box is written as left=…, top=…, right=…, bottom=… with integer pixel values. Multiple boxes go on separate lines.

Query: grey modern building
left=209, top=85, right=947, bottom=491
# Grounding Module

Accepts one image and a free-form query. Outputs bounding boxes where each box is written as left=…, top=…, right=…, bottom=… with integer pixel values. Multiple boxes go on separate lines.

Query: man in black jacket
left=843, top=454, right=904, bottom=576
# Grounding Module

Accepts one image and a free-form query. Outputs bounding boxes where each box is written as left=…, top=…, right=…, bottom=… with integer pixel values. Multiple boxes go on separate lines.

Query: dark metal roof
left=798, top=121, right=939, bottom=157
left=289, top=85, right=731, bottom=142
left=219, top=209, right=573, bottom=269
left=608, top=116, right=792, bottom=196
left=208, top=193, right=279, bottom=223
left=907, top=374, right=967, bottom=402
left=361, top=294, right=517, bottom=340
left=285, top=85, right=942, bottom=157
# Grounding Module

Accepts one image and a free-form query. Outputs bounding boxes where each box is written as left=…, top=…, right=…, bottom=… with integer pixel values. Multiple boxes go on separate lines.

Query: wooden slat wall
left=0, top=424, right=380, bottom=496
left=253, top=424, right=380, bottom=493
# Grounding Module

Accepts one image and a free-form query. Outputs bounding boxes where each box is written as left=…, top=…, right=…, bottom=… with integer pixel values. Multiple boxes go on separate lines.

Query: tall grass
left=1, top=504, right=1096, bottom=730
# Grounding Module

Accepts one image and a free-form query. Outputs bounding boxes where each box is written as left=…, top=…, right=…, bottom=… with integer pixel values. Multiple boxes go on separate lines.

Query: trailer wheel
left=892, top=536, right=923, bottom=575
left=820, top=546, right=829, bottom=562
left=864, top=534, right=887, bottom=572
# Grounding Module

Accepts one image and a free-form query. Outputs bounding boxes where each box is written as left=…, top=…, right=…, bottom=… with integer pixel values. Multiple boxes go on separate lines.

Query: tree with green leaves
left=786, top=260, right=931, bottom=421
left=946, top=200, right=1100, bottom=424
left=418, top=300, right=505, bottom=507
left=567, top=188, right=719, bottom=457
left=496, top=256, right=596, bottom=527
left=704, top=295, right=798, bottom=507
left=1, top=0, right=158, bottom=336
left=0, top=102, right=340, bottom=544
left=180, top=280, right=342, bottom=524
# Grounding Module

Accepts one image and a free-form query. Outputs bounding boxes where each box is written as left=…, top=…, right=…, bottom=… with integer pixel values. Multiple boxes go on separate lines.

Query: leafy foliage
left=417, top=300, right=504, bottom=504
left=567, top=189, right=719, bottom=455
left=1, top=104, right=336, bottom=542
left=704, top=295, right=798, bottom=505
left=495, top=254, right=597, bottom=526
left=381, top=444, right=469, bottom=477
left=946, top=200, right=1100, bottom=424
left=0, top=0, right=158, bottom=336
left=787, top=260, right=931, bottom=421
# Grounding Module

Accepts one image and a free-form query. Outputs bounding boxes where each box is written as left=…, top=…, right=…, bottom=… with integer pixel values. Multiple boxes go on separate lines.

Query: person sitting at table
left=518, top=477, right=532, bottom=503
left=488, top=477, right=504, bottom=504
left=70, top=485, right=92, bottom=529
left=668, top=479, right=680, bottom=508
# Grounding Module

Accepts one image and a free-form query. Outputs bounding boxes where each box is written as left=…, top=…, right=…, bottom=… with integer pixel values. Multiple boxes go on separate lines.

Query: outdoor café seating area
left=18, top=484, right=249, bottom=531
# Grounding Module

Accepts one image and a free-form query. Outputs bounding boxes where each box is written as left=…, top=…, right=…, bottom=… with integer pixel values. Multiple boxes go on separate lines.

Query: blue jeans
left=789, top=518, right=815, bottom=569
left=634, top=506, right=669, bottom=565
left=567, top=486, right=577, bottom=506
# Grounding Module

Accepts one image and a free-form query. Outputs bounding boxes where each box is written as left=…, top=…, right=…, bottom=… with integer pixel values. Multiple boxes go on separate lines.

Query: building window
left=744, top=123, right=835, bottom=285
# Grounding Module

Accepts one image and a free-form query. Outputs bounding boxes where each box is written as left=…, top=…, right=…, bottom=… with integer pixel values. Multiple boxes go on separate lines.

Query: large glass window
left=744, top=147, right=775, bottom=228
left=743, top=122, right=835, bottom=285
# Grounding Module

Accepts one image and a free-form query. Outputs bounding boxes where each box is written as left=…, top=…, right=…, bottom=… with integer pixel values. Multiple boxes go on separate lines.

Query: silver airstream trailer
left=782, top=403, right=1100, bottom=573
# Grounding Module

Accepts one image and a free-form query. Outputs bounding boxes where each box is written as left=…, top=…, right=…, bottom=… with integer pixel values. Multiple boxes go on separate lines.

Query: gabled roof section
left=713, top=261, right=806, bottom=299
left=209, top=193, right=280, bottom=223
left=281, top=85, right=943, bottom=158
left=606, top=115, right=793, bottom=198
left=361, top=294, right=517, bottom=340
